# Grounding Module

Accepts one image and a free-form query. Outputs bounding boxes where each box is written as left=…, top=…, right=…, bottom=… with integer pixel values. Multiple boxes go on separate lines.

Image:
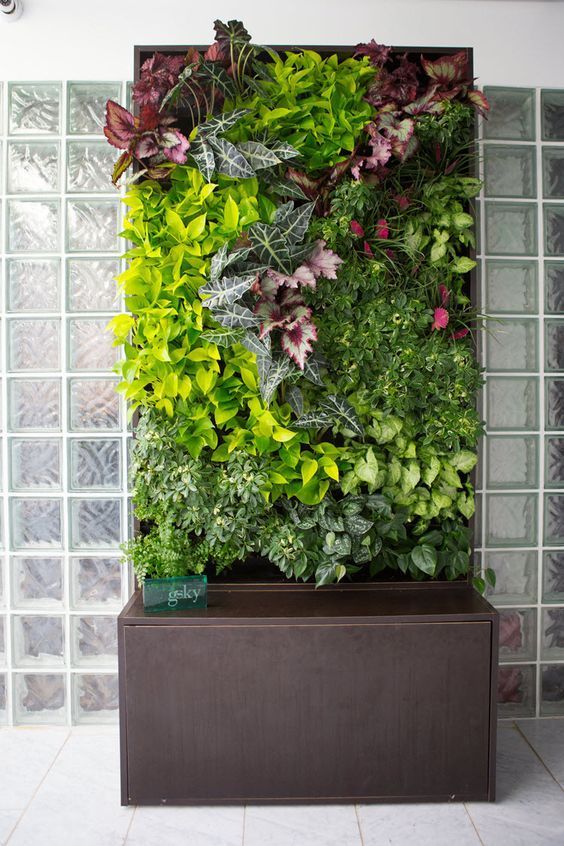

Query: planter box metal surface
left=118, top=582, right=498, bottom=805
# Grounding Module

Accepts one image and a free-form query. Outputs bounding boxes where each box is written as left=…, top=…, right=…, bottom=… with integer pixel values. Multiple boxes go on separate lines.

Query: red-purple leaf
left=467, top=89, right=490, bottom=116
left=103, top=100, right=136, bottom=150
left=354, top=39, right=391, bottom=67
left=132, top=52, right=185, bottom=107
left=421, top=50, right=468, bottom=85
left=160, top=129, right=190, bottom=164
left=281, top=318, right=317, bottom=369
left=111, top=151, right=133, bottom=186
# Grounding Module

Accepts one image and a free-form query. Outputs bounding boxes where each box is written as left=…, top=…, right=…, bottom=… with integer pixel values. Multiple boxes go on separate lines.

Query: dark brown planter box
left=118, top=581, right=498, bottom=805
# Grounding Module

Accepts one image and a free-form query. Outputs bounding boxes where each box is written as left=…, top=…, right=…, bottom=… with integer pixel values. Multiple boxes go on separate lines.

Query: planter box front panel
left=120, top=587, right=496, bottom=804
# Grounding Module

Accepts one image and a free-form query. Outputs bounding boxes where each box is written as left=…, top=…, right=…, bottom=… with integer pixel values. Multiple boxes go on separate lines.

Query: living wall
left=105, top=22, right=491, bottom=587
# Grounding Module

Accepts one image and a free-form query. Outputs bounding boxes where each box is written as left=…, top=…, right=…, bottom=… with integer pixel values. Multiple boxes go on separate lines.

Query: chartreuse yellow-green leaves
left=106, top=20, right=489, bottom=587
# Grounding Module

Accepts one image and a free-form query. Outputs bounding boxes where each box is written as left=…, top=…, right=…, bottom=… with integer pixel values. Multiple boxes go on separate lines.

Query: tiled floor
left=0, top=721, right=563, bottom=845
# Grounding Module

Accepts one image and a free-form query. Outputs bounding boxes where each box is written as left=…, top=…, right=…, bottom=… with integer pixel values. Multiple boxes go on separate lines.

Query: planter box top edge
left=119, top=584, right=496, bottom=625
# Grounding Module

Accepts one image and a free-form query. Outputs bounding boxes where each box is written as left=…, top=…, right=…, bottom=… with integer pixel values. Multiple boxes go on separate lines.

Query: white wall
left=0, top=0, right=563, bottom=87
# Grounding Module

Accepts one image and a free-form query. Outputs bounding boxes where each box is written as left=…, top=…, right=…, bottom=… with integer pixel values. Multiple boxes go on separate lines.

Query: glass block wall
left=480, top=87, right=564, bottom=717
left=0, top=81, right=132, bottom=725
left=1, top=79, right=564, bottom=723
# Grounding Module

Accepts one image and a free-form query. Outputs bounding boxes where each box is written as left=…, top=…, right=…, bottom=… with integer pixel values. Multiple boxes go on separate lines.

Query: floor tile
left=0, top=728, right=69, bottom=810
left=0, top=811, right=21, bottom=846
left=8, top=732, right=133, bottom=846
left=466, top=725, right=564, bottom=845
left=244, top=804, right=361, bottom=846
left=516, top=718, right=564, bottom=788
left=357, top=802, right=480, bottom=845
left=126, top=806, right=244, bottom=846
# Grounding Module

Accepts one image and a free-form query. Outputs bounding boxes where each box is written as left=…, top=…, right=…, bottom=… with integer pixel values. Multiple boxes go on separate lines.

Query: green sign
left=143, top=575, right=207, bottom=613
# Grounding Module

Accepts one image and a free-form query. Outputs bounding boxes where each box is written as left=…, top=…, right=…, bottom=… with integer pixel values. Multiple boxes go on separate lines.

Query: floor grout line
left=514, top=722, right=564, bottom=793
left=122, top=804, right=138, bottom=845
left=463, top=802, right=486, bottom=846
left=4, top=729, right=72, bottom=845
left=354, top=804, right=365, bottom=846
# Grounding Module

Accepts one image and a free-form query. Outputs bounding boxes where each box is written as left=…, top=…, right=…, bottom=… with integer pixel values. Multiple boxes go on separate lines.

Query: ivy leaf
left=249, top=222, right=292, bottom=273
left=286, top=385, right=304, bottom=417
left=410, top=544, right=438, bottom=576
left=320, top=394, right=364, bottom=438
left=208, top=136, right=255, bottom=179
left=213, top=302, right=262, bottom=329
left=274, top=202, right=315, bottom=245
left=198, top=108, right=250, bottom=138
left=292, top=411, right=332, bottom=429
left=200, top=274, right=256, bottom=308
left=237, top=141, right=282, bottom=170
left=190, top=138, right=215, bottom=182
left=315, top=560, right=347, bottom=586
left=344, top=515, right=374, bottom=536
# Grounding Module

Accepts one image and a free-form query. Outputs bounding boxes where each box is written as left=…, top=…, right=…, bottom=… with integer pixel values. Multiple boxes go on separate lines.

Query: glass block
left=485, top=550, right=537, bottom=605
left=0, top=675, right=6, bottom=725
left=498, top=664, right=536, bottom=718
left=486, top=436, right=538, bottom=488
left=0, top=559, right=4, bottom=608
left=10, top=498, right=63, bottom=550
left=10, top=438, right=62, bottom=490
left=7, top=200, right=60, bottom=253
left=12, top=614, right=64, bottom=667
left=70, top=439, right=121, bottom=491
left=546, top=378, right=564, bottom=430
left=8, top=378, right=61, bottom=431
left=67, top=141, right=116, bottom=193
left=66, top=199, right=120, bottom=253
left=545, top=262, right=564, bottom=313
left=545, top=205, right=564, bottom=256
left=67, top=258, right=120, bottom=312
left=543, top=551, right=564, bottom=603
left=8, top=319, right=60, bottom=371
left=7, top=259, right=60, bottom=313
left=542, top=90, right=564, bottom=141
left=540, top=664, right=564, bottom=716
left=0, top=616, right=5, bottom=667
left=71, top=615, right=117, bottom=667
left=68, top=318, right=119, bottom=371
left=7, top=142, right=60, bottom=194
left=546, top=437, right=564, bottom=487
left=542, top=147, right=564, bottom=198
left=545, top=493, right=564, bottom=544
left=486, top=319, right=537, bottom=372
left=69, top=378, right=120, bottom=431
left=14, top=673, right=66, bottom=725
left=72, top=673, right=118, bottom=724
left=483, top=87, right=535, bottom=142
left=486, top=377, right=539, bottom=431
left=70, top=498, right=121, bottom=549
left=8, top=83, right=61, bottom=135
left=485, top=493, right=537, bottom=546
left=70, top=557, right=122, bottom=609
left=11, top=557, right=64, bottom=609
left=499, top=608, right=537, bottom=661
left=484, top=202, right=537, bottom=256
left=545, top=320, right=564, bottom=370
left=483, top=145, right=536, bottom=198
left=485, top=260, right=537, bottom=314
left=67, top=82, right=121, bottom=135
left=541, top=607, right=564, bottom=660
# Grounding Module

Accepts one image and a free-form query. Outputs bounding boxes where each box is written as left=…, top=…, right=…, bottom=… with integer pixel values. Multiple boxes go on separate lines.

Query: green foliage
left=227, top=50, right=375, bottom=173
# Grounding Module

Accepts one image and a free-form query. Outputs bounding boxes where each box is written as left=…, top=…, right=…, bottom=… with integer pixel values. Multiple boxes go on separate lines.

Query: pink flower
left=439, top=284, right=450, bottom=307
left=451, top=327, right=469, bottom=340
left=394, top=194, right=410, bottom=210
left=432, top=307, right=449, bottom=331
left=376, top=219, right=389, bottom=239
left=363, top=241, right=373, bottom=257
left=350, top=220, right=365, bottom=238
